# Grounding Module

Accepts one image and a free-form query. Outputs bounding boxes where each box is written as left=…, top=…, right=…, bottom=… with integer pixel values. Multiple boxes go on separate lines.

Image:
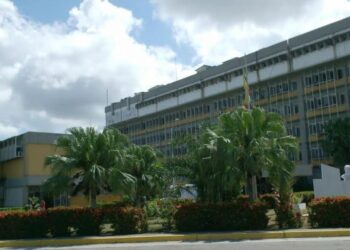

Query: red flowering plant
left=174, top=200, right=268, bottom=232
left=309, top=197, right=350, bottom=228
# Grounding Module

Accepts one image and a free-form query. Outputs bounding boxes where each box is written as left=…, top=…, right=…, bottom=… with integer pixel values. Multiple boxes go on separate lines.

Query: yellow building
left=0, top=132, right=63, bottom=207
left=0, top=132, right=120, bottom=208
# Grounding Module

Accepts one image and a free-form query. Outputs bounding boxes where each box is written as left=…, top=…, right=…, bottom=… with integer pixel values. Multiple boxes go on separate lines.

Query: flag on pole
left=242, top=68, right=250, bottom=108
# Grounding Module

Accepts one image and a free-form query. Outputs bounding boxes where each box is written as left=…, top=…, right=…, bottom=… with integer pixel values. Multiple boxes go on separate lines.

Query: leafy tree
left=179, top=107, right=298, bottom=203
left=168, top=126, right=242, bottom=203
left=267, top=136, right=299, bottom=228
left=321, top=117, right=350, bottom=168
left=44, top=127, right=132, bottom=208
left=190, top=128, right=242, bottom=203
left=122, top=145, right=164, bottom=207
left=218, top=107, right=298, bottom=200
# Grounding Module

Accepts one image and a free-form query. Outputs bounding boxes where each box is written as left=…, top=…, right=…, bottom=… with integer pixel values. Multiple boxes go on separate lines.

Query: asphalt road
left=6, top=237, right=350, bottom=250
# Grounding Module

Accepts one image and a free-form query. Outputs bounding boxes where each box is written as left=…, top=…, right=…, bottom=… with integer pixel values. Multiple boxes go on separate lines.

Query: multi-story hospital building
left=105, top=17, right=350, bottom=177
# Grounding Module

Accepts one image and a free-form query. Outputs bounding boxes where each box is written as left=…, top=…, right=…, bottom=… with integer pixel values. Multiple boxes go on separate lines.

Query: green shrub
left=0, top=211, right=47, bottom=239
left=145, top=200, right=160, bottom=218
left=275, top=204, right=302, bottom=229
left=293, top=191, right=314, bottom=204
left=71, top=208, right=103, bottom=236
left=309, top=197, right=350, bottom=228
left=103, top=206, right=146, bottom=234
left=174, top=201, right=268, bottom=232
left=235, top=195, right=249, bottom=202
left=259, top=194, right=277, bottom=209
left=99, top=199, right=133, bottom=208
left=157, top=199, right=193, bottom=231
left=47, top=208, right=74, bottom=237
left=157, top=199, right=176, bottom=231
left=24, top=196, right=40, bottom=211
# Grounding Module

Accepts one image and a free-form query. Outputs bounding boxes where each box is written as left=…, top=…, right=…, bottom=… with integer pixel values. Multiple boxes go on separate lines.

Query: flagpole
left=242, top=54, right=250, bottom=110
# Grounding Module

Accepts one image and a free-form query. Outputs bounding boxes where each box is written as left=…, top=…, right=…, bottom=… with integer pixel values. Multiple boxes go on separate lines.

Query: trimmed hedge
left=47, top=208, right=74, bottom=237
left=0, top=206, right=145, bottom=239
left=72, top=208, right=103, bottom=236
left=103, top=206, right=146, bottom=234
left=0, top=211, right=47, bottom=239
left=174, top=201, right=268, bottom=232
left=309, top=197, right=350, bottom=228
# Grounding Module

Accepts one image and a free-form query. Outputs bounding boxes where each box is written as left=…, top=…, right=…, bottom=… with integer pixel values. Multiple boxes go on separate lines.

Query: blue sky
left=1, top=0, right=350, bottom=139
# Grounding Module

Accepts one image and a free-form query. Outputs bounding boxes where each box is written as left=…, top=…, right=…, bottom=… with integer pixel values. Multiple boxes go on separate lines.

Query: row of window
left=131, top=125, right=201, bottom=145
left=308, top=122, right=326, bottom=136
left=125, top=90, right=347, bottom=135
left=291, top=31, right=350, bottom=59
left=305, top=93, right=346, bottom=111
left=304, top=67, right=345, bottom=88
left=288, top=151, right=302, bottom=161
left=268, top=81, right=298, bottom=97
left=259, top=55, right=288, bottom=69
left=123, top=98, right=301, bottom=135
left=127, top=63, right=348, bottom=114
left=310, top=146, right=327, bottom=160
left=121, top=74, right=348, bottom=135
left=159, top=146, right=187, bottom=157
left=0, top=137, right=17, bottom=149
left=287, top=126, right=301, bottom=137
left=266, top=103, right=299, bottom=116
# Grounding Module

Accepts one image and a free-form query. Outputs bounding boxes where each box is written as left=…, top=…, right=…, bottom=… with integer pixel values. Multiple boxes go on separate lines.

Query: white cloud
left=0, top=0, right=193, bottom=140
left=0, top=122, right=19, bottom=139
left=151, top=0, right=350, bottom=64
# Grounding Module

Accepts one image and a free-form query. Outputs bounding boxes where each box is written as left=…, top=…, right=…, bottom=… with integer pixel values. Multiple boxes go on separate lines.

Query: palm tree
left=173, top=126, right=243, bottom=203
left=122, top=145, right=163, bottom=207
left=168, top=107, right=297, bottom=203
left=266, top=136, right=299, bottom=228
left=44, top=127, right=131, bottom=208
left=218, top=107, right=298, bottom=200
left=191, top=128, right=242, bottom=203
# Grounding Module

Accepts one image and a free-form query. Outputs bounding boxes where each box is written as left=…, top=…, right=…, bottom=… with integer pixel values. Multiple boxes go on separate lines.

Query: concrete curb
left=1, top=229, right=350, bottom=248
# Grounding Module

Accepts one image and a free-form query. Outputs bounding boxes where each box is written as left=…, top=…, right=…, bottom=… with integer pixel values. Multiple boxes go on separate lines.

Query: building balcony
left=269, top=91, right=298, bottom=103
left=254, top=98, right=269, bottom=106
left=308, top=134, right=325, bottom=143
left=310, top=158, right=332, bottom=166
left=306, top=104, right=347, bottom=118
left=304, top=77, right=347, bottom=95
left=284, top=114, right=300, bottom=122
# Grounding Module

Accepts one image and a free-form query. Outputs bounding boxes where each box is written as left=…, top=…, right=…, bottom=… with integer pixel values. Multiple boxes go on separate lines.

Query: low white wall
left=313, top=164, right=350, bottom=197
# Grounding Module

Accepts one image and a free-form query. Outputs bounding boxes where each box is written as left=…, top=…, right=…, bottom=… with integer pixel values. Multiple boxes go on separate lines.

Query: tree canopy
left=44, top=127, right=133, bottom=207
left=173, top=107, right=298, bottom=203
left=321, top=117, right=350, bottom=168
left=122, top=144, right=165, bottom=207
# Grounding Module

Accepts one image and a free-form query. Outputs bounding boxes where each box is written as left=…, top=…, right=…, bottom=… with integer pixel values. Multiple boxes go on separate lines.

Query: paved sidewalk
left=1, top=228, right=350, bottom=248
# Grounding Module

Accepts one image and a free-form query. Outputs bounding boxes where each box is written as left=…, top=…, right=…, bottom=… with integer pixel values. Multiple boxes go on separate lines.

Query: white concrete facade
left=313, top=164, right=350, bottom=197
left=106, top=36, right=350, bottom=125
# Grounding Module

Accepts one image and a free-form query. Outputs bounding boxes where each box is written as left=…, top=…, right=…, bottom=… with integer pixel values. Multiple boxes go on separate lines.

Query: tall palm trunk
left=90, top=185, right=97, bottom=208
left=135, top=187, right=142, bottom=208
left=251, top=175, right=258, bottom=200
left=245, top=174, right=252, bottom=199
left=245, top=174, right=258, bottom=200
